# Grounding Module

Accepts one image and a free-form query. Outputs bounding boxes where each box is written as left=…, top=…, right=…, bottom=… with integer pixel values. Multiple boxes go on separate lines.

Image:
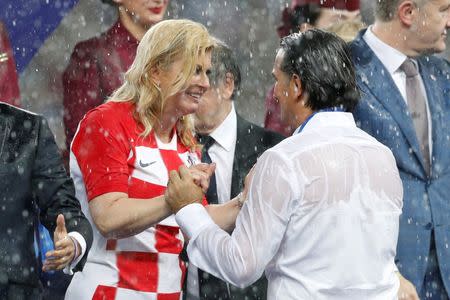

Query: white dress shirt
left=186, top=104, right=237, bottom=299
left=208, top=104, right=237, bottom=204
left=63, top=232, right=87, bottom=275
left=363, top=26, right=433, bottom=159
left=177, top=112, right=403, bottom=299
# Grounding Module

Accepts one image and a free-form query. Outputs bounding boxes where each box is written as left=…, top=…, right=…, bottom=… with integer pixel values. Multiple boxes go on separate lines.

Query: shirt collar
left=294, top=112, right=356, bottom=135
left=209, top=103, right=237, bottom=152
left=363, top=26, right=409, bottom=75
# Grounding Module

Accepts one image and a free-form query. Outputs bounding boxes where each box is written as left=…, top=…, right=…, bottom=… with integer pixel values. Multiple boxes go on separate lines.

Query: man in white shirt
left=186, top=40, right=283, bottom=300
left=350, top=0, right=450, bottom=299
left=166, top=29, right=404, bottom=299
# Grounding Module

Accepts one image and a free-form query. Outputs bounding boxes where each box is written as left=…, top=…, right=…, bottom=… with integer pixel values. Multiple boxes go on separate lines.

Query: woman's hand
left=189, top=163, right=216, bottom=193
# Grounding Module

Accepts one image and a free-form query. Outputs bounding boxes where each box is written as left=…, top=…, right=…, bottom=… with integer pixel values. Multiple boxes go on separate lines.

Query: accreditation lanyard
left=294, top=107, right=345, bottom=135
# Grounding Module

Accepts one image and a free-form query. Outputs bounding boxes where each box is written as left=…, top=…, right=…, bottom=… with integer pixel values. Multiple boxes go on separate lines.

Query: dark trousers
left=0, top=284, right=42, bottom=300
left=420, top=233, right=449, bottom=300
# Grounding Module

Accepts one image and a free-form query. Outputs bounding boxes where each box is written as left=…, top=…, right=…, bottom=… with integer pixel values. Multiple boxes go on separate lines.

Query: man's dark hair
left=279, top=29, right=359, bottom=112
left=375, top=0, right=401, bottom=21
left=291, top=4, right=322, bottom=29
left=209, top=39, right=241, bottom=99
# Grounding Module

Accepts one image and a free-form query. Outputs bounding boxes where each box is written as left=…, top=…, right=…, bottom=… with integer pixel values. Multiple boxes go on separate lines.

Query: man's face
left=272, top=50, right=296, bottom=127
left=315, top=8, right=361, bottom=29
left=194, top=74, right=232, bottom=134
left=410, top=0, right=450, bottom=54
left=115, top=0, right=169, bottom=27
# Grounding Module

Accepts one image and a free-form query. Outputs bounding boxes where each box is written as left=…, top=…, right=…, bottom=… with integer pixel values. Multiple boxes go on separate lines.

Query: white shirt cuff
left=175, top=203, right=215, bottom=240
left=63, top=231, right=87, bottom=275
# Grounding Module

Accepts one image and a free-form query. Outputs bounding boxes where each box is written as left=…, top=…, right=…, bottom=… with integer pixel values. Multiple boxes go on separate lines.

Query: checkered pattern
left=66, top=102, right=201, bottom=300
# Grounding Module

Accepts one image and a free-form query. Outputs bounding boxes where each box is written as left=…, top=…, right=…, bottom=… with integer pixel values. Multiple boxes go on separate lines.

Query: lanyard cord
left=295, top=107, right=345, bottom=134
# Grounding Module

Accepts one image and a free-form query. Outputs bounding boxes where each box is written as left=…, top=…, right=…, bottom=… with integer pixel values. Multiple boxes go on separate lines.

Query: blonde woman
left=65, top=19, right=240, bottom=300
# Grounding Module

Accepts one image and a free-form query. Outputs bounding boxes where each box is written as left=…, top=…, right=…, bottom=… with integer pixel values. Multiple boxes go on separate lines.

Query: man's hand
left=166, top=165, right=204, bottom=213
left=43, top=214, right=78, bottom=272
left=397, top=272, right=419, bottom=300
left=189, top=163, right=216, bottom=193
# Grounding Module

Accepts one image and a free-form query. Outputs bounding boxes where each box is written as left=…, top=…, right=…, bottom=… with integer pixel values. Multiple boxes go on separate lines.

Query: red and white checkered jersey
left=66, top=101, right=202, bottom=300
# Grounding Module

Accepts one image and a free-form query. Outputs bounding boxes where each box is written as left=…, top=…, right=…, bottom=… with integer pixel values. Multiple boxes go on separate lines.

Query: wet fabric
left=178, top=112, right=402, bottom=299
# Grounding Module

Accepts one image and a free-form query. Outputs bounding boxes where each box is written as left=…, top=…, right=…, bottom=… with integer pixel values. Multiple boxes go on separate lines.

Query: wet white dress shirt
left=177, top=112, right=403, bottom=299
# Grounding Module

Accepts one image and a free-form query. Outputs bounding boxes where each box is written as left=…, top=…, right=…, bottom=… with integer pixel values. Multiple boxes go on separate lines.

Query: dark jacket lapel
left=230, top=115, right=250, bottom=198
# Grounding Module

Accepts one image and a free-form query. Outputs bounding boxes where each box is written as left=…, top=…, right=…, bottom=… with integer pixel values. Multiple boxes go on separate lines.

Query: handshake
left=165, top=163, right=216, bottom=213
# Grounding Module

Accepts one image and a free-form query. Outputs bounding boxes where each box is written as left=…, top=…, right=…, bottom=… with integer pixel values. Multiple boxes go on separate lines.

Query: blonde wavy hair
left=109, top=19, right=214, bottom=150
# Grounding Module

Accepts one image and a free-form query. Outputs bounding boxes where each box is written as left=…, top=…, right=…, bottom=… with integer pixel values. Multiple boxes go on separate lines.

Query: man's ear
left=291, top=74, right=302, bottom=101
left=222, top=72, right=235, bottom=99
left=299, top=22, right=314, bottom=33
left=398, top=0, right=416, bottom=27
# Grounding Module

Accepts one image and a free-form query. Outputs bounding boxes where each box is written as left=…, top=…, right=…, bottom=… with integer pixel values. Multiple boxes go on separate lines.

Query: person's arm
left=397, top=271, right=419, bottom=300
left=87, top=162, right=218, bottom=239
left=204, top=198, right=241, bottom=233
left=88, top=192, right=172, bottom=239
left=167, top=151, right=297, bottom=287
left=204, top=166, right=254, bottom=232
left=32, top=116, right=93, bottom=272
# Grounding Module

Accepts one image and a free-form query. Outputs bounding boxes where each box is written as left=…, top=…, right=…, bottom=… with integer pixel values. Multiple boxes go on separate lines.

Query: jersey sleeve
left=71, top=108, right=130, bottom=200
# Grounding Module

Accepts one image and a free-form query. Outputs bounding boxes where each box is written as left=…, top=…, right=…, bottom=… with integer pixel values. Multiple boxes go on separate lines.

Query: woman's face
left=161, top=51, right=212, bottom=118
left=115, top=0, right=169, bottom=27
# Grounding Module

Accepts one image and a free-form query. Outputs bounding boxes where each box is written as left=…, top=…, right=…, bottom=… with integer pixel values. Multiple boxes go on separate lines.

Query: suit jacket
left=200, top=114, right=284, bottom=300
left=350, top=30, right=450, bottom=293
left=0, top=102, right=93, bottom=295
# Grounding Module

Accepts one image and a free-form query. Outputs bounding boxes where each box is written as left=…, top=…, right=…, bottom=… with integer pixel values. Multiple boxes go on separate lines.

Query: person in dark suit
left=185, top=40, right=284, bottom=300
left=0, top=102, right=93, bottom=299
left=350, top=0, right=450, bottom=299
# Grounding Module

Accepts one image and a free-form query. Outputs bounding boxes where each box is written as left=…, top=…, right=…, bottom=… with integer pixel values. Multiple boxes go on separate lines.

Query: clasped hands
left=165, top=163, right=255, bottom=214
left=165, top=163, right=215, bottom=213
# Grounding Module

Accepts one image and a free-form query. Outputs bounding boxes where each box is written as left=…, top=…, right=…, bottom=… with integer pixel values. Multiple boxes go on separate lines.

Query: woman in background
left=63, top=0, right=169, bottom=153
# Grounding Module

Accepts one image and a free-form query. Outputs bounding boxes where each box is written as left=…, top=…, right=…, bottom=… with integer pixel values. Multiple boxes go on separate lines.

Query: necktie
left=197, top=134, right=218, bottom=204
left=400, top=58, right=430, bottom=174
left=197, top=135, right=228, bottom=299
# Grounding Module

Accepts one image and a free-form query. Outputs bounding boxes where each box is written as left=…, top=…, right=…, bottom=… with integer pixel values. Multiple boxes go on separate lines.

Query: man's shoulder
left=0, top=102, right=41, bottom=123
left=69, top=23, right=119, bottom=61
left=418, top=55, right=450, bottom=76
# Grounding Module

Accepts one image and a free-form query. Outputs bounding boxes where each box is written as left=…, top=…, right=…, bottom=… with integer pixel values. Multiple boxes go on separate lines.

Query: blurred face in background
left=314, top=8, right=361, bottom=29
left=194, top=73, right=234, bottom=134
left=409, top=0, right=450, bottom=54
left=115, top=0, right=169, bottom=27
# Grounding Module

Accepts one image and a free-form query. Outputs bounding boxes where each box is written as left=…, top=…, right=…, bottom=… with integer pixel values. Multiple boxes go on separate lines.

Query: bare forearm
left=90, top=194, right=172, bottom=239
left=206, top=198, right=241, bottom=233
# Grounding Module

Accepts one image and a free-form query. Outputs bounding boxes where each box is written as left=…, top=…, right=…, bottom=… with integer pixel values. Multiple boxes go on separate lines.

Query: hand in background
left=397, top=272, right=419, bottom=300
left=166, top=165, right=204, bottom=213
left=189, top=163, right=216, bottom=193
left=43, top=214, right=78, bottom=272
